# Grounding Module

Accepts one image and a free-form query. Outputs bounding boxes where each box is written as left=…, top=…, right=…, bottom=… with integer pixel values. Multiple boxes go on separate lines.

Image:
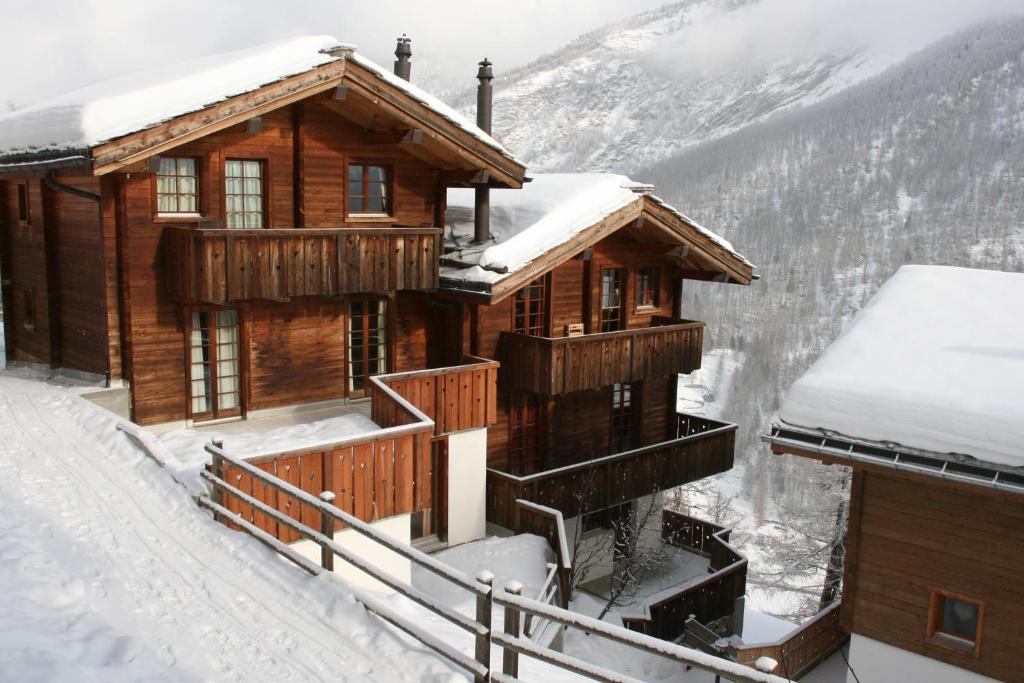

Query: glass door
left=600, top=267, right=626, bottom=332
left=348, top=299, right=387, bottom=398
left=188, top=310, right=241, bottom=420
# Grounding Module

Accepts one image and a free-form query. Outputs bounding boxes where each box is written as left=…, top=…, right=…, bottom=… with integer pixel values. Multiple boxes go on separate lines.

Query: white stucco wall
left=447, top=427, right=487, bottom=545
left=292, top=513, right=411, bottom=594
left=563, top=514, right=614, bottom=584
left=846, top=634, right=998, bottom=683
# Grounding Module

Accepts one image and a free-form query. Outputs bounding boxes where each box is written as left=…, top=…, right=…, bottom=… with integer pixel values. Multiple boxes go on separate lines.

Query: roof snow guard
left=0, top=35, right=525, bottom=182
left=766, top=426, right=1024, bottom=497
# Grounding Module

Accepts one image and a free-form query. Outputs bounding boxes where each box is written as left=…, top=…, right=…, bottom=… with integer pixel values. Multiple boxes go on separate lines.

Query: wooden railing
left=487, top=415, right=736, bottom=530
left=212, top=358, right=498, bottom=542
left=513, top=500, right=572, bottom=609
left=373, top=356, right=499, bottom=437
left=621, top=509, right=747, bottom=642
left=163, top=225, right=442, bottom=303
left=200, top=443, right=790, bottom=683
left=733, top=601, right=847, bottom=680
left=497, top=317, right=704, bottom=395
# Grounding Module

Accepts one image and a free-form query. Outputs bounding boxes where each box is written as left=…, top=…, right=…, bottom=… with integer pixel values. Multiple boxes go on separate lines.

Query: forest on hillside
left=644, top=19, right=1024, bottom=617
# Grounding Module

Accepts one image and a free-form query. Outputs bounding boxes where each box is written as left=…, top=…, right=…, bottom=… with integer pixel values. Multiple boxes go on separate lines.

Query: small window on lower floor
left=23, top=290, right=35, bottom=330
left=927, top=590, right=985, bottom=655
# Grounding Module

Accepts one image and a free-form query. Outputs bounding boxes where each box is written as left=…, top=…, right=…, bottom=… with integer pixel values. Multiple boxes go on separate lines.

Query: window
left=347, top=164, right=391, bottom=216
left=156, top=157, right=199, bottom=215
left=928, top=590, right=985, bottom=655
left=188, top=310, right=241, bottom=420
left=16, top=183, right=29, bottom=223
left=513, top=277, right=547, bottom=336
left=22, top=290, right=35, bottom=331
left=635, top=266, right=660, bottom=309
left=600, top=267, right=626, bottom=332
left=225, top=159, right=264, bottom=228
left=348, top=299, right=387, bottom=397
left=610, top=382, right=634, bottom=452
left=509, top=391, right=541, bottom=475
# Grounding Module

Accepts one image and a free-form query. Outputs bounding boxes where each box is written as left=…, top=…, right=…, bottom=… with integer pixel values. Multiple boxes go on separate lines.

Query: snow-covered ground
left=0, top=369, right=464, bottom=682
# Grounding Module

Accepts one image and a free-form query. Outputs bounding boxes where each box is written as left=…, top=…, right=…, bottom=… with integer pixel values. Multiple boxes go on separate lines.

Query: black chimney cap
left=477, top=58, right=493, bottom=82
left=395, top=34, right=412, bottom=59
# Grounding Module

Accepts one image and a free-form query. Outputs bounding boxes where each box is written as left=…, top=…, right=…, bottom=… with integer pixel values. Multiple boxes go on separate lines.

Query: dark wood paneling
left=163, top=226, right=440, bottom=305
left=497, top=318, right=703, bottom=396
left=844, top=469, right=1024, bottom=681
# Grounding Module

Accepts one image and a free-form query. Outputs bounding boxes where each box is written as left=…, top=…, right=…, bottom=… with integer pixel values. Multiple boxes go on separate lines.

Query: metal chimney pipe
left=473, top=58, right=494, bottom=244
left=393, top=35, right=412, bottom=81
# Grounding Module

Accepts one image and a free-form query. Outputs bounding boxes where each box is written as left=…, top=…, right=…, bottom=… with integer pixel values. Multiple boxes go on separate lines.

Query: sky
left=0, top=0, right=669, bottom=108
left=2, top=0, right=1021, bottom=110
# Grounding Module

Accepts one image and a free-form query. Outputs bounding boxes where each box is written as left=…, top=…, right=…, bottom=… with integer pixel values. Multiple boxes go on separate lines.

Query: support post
left=210, top=439, right=225, bottom=509
left=319, top=491, right=336, bottom=571
left=474, top=570, right=494, bottom=682
left=502, top=581, right=523, bottom=677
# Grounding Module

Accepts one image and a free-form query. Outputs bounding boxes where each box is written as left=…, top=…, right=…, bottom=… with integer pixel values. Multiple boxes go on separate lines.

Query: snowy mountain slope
left=0, top=372, right=460, bottom=682
left=639, top=17, right=1024, bottom=617
left=456, top=0, right=930, bottom=174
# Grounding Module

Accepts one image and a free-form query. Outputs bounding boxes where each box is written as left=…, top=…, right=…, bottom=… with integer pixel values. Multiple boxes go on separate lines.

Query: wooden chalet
left=0, top=36, right=754, bottom=559
left=768, top=266, right=1024, bottom=683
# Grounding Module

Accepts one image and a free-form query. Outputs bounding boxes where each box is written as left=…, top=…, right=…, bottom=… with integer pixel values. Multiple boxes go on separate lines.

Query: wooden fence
left=497, top=317, right=704, bottom=395
left=164, top=226, right=441, bottom=304
left=621, top=509, right=747, bottom=642
left=215, top=358, right=498, bottom=543
left=487, top=416, right=736, bottom=530
left=199, top=442, right=791, bottom=683
left=733, top=601, right=847, bottom=680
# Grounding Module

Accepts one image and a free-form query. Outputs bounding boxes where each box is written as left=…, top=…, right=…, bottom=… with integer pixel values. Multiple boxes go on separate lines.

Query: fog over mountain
left=475, top=3, right=1024, bottom=617
left=457, top=0, right=1021, bottom=175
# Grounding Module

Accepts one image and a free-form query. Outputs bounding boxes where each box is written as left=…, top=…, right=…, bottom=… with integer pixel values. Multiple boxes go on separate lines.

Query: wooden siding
left=487, top=415, right=736, bottom=528
left=839, top=468, right=1024, bottom=681
left=497, top=317, right=704, bottom=396
left=164, top=226, right=440, bottom=304
left=113, top=101, right=448, bottom=424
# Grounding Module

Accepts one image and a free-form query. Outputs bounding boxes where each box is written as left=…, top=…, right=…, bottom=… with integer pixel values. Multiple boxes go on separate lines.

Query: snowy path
left=0, top=374, right=459, bottom=682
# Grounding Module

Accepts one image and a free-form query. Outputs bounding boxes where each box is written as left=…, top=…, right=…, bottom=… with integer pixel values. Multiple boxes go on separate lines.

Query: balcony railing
left=497, top=317, right=704, bottom=395
left=163, top=226, right=441, bottom=304
left=487, top=414, right=735, bottom=529
left=206, top=357, right=498, bottom=542
left=623, top=509, right=747, bottom=642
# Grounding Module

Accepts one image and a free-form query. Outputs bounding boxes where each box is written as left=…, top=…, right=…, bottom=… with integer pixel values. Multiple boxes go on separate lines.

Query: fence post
left=319, top=491, right=336, bottom=572
left=502, top=581, right=523, bottom=677
left=474, top=570, right=494, bottom=682
left=210, top=439, right=225, bottom=502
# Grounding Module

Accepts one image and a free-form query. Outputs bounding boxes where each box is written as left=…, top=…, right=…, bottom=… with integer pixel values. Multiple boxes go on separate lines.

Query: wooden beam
left=92, top=60, right=349, bottom=174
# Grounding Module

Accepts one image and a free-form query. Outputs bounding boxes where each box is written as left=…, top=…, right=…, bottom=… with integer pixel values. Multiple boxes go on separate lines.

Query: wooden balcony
left=487, top=414, right=736, bottom=529
left=209, top=357, right=498, bottom=542
left=497, top=317, right=704, bottom=395
left=163, top=225, right=441, bottom=304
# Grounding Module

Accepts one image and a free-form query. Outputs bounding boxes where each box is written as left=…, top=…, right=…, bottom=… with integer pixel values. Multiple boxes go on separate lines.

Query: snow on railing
left=199, top=440, right=790, bottom=683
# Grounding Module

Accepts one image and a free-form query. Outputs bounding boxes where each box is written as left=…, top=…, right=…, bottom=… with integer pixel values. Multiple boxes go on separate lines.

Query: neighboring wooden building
left=0, top=36, right=753, bottom=554
left=768, top=266, right=1024, bottom=683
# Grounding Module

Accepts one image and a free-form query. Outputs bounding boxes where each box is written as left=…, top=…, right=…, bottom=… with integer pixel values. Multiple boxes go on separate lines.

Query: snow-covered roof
left=777, top=265, right=1024, bottom=469
left=440, top=173, right=751, bottom=290
left=0, top=35, right=514, bottom=164
left=442, top=173, right=643, bottom=285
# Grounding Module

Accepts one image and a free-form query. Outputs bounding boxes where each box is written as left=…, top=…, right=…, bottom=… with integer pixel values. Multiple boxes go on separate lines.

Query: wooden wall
left=114, top=98, right=444, bottom=424
left=0, top=175, right=112, bottom=377
left=475, top=232, right=684, bottom=473
left=843, top=468, right=1024, bottom=681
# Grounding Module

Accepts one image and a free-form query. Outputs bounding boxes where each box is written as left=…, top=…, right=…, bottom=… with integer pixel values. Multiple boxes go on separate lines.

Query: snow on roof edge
left=0, top=36, right=522, bottom=171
